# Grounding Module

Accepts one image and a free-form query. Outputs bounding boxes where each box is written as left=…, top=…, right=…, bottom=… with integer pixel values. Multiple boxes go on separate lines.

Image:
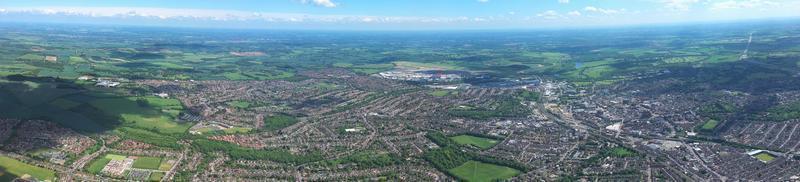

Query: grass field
left=133, top=157, right=162, bottom=170
left=86, top=158, right=112, bottom=174
left=430, top=90, right=457, bottom=97
left=149, top=172, right=165, bottom=182
left=105, top=154, right=127, bottom=160
left=158, top=160, right=174, bottom=171
left=114, top=127, right=180, bottom=148
left=609, top=147, right=636, bottom=157
left=49, top=98, right=81, bottom=110
left=702, top=119, right=720, bottom=130
left=450, top=135, right=499, bottom=150
left=347, top=63, right=394, bottom=74
left=394, top=61, right=463, bottom=70
left=448, top=160, right=520, bottom=182
left=754, top=153, right=776, bottom=163
left=263, top=114, right=299, bottom=131
left=90, top=97, right=190, bottom=134
left=223, top=127, right=253, bottom=134
left=0, top=156, right=57, bottom=181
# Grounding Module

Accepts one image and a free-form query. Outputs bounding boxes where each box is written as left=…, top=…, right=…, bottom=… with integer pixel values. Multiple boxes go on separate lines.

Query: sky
left=0, top=0, right=798, bottom=30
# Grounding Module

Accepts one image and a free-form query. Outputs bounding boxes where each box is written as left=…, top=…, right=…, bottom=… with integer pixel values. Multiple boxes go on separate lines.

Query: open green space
left=609, top=147, right=636, bottom=157
left=105, top=154, right=127, bottom=160
left=133, top=157, right=162, bottom=170
left=223, top=127, right=253, bottom=134
left=394, top=61, right=463, bottom=70
left=340, top=63, right=394, bottom=74
left=701, top=119, right=720, bottom=131
left=448, top=99, right=528, bottom=119
left=149, top=172, right=165, bottom=182
left=754, top=152, right=776, bottom=163
left=17, top=54, right=44, bottom=61
left=263, top=114, right=299, bottom=131
left=448, top=160, right=520, bottom=182
left=90, top=96, right=189, bottom=134
left=86, top=157, right=112, bottom=174
left=319, top=151, right=402, bottom=169
left=450, top=135, right=499, bottom=150
left=0, top=156, right=57, bottom=181
left=158, top=160, right=174, bottom=171
left=516, top=90, right=540, bottom=101
left=49, top=98, right=81, bottom=110
left=114, top=127, right=181, bottom=148
left=430, top=90, right=457, bottom=97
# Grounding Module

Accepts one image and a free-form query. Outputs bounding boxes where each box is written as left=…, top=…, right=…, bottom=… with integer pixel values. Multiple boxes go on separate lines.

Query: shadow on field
left=0, top=166, right=20, bottom=182
left=0, top=75, right=123, bottom=134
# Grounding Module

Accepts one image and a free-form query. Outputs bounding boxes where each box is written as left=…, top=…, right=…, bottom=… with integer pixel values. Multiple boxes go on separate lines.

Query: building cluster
left=377, top=70, right=462, bottom=82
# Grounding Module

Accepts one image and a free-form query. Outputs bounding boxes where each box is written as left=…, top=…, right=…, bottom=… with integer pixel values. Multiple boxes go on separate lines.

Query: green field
left=133, top=157, right=162, bottom=170
left=223, top=127, right=253, bottom=134
left=394, top=61, right=463, bottom=70
left=448, top=160, right=520, bottom=182
left=90, top=97, right=190, bottom=134
left=430, top=90, right=457, bottom=97
left=450, top=135, right=499, bottom=150
left=48, top=98, right=82, bottom=110
left=609, top=147, right=636, bottom=157
left=105, top=154, right=127, bottom=160
left=86, top=153, right=128, bottom=173
left=754, top=153, right=776, bottom=163
left=263, top=114, right=299, bottom=131
left=114, top=127, right=181, bottom=148
left=149, top=172, right=165, bottom=182
left=86, top=158, right=112, bottom=174
left=701, top=119, right=720, bottom=130
left=158, top=160, right=174, bottom=171
left=0, top=156, right=57, bottom=181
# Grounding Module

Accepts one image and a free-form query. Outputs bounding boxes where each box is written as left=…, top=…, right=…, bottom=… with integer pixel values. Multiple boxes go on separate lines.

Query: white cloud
left=558, top=0, right=570, bottom=4
left=300, top=0, right=338, bottom=8
left=477, top=0, right=490, bottom=3
left=583, top=6, right=623, bottom=15
left=0, top=7, right=509, bottom=25
left=662, top=0, right=700, bottom=11
left=536, top=10, right=564, bottom=20
left=567, top=11, right=581, bottom=16
left=710, top=0, right=779, bottom=11
left=508, top=11, right=516, bottom=15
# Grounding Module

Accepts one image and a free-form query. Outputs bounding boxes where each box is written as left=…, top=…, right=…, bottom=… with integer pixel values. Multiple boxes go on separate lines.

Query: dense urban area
left=1, top=20, right=800, bottom=182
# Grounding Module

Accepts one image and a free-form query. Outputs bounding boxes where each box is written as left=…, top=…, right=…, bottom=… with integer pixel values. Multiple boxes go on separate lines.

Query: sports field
left=450, top=135, right=499, bottom=149
left=149, top=172, right=165, bottom=182
left=133, top=157, right=162, bottom=170
left=86, top=158, right=111, bottom=174
left=754, top=153, right=776, bottom=163
left=0, top=156, right=57, bottom=181
left=702, top=119, right=720, bottom=130
left=448, top=160, right=520, bottom=182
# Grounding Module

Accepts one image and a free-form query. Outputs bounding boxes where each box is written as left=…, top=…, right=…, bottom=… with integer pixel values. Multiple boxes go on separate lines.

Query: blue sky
left=0, top=0, right=798, bottom=30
